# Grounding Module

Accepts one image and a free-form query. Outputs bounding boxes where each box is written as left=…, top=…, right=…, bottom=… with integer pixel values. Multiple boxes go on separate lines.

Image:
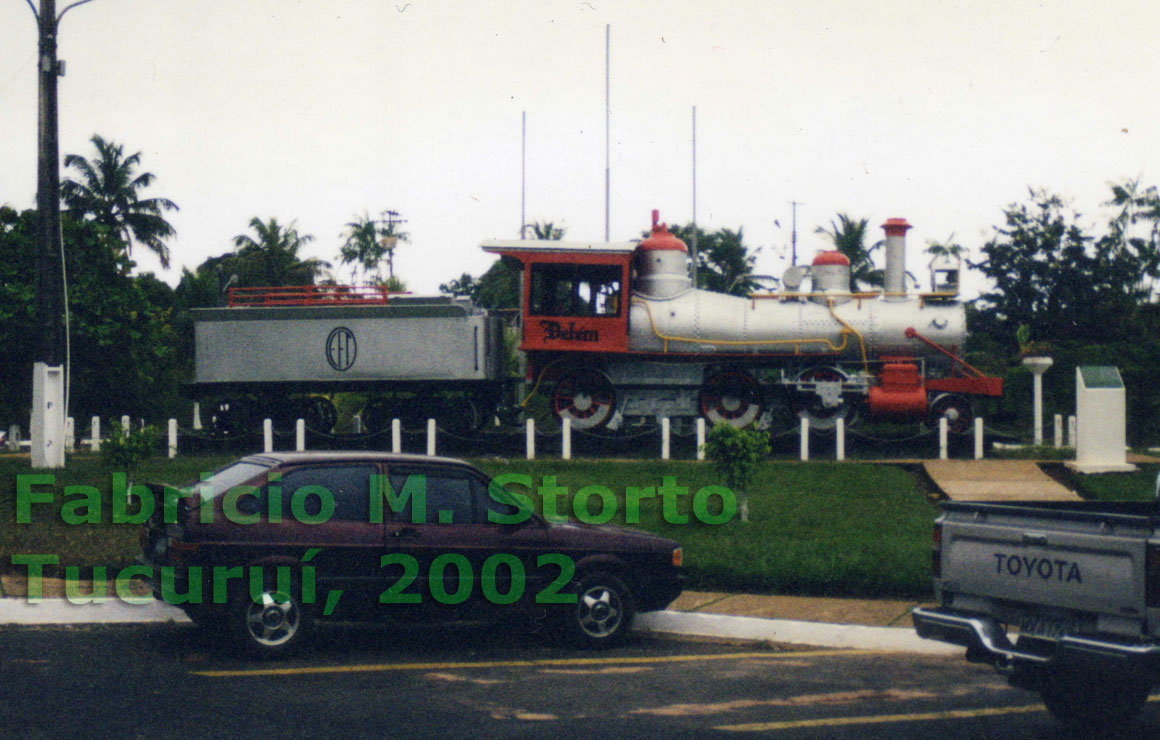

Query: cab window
left=529, top=264, right=622, bottom=317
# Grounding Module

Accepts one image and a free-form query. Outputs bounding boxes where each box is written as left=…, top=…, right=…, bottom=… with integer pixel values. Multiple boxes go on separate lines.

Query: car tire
left=229, top=579, right=313, bottom=658
left=1039, top=668, right=1150, bottom=730
left=560, top=570, right=634, bottom=649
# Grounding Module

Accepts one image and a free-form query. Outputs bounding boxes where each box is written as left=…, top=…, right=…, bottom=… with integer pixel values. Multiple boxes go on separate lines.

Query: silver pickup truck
left=912, top=500, right=1160, bottom=729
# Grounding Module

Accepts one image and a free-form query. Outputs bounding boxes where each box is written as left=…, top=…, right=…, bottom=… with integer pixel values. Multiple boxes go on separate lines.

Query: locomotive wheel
left=552, top=369, right=616, bottom=430
left=304, top=396, right=338, bottom=434
left=792, top=367, right=850, bottom=432
left=441, top=396, right=482, bottom=434
left=700, top=371, right=763, bottom=428
left=207, top=398, right=251, bottom=438
left=928, top=393, right=973, bottom=435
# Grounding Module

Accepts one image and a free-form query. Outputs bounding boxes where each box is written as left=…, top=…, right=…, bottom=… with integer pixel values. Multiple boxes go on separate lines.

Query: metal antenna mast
left=604, top=23, right=610, bottom=241
left=788, top=200, right=804, bottom=266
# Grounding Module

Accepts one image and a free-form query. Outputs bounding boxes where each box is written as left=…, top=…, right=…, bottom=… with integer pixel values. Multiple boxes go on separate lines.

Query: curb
left=0, top=598, right=957, bottom=655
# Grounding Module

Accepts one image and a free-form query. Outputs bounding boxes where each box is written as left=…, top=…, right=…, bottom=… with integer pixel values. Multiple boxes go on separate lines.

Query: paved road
left=2, top=622, right=1156, bottom=739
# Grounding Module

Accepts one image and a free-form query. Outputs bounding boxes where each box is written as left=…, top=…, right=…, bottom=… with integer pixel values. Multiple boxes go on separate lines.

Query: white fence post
left=392, top=419, right=401, bottom=453
left=295, top=419, right=306, bottom=452
left=65, top=417, right=75, bottom=453
left=168, top=418, right=178, bottom=458
left=1053, top=414, right=1063, bottom=448
left=427, top=418, right=437, bottom=456
left=192, top=402, right=202, bottom=431
left=939, top=417, right=949, bottom=460
left=1068, top=415, right=1077, bottom=447
left=8, top=424, right=20, bottom=452
left=263, top=418, right=273, bottom=453
left=696, top=418, right=706, bottom=461
left=121, top=415, right=130, bottom=434
left=526, top=418, right=535, bottom=460
left=562, top=418, right=571, bottom=460
left=974, top=417, right=984, bottom=459
left=835, top=417, right=845, bottom=461
left=661, top=417, right=670, bottom=460
left=800, top=417, right=809, bottom=461
left=90, top=417, right=100, bottom=452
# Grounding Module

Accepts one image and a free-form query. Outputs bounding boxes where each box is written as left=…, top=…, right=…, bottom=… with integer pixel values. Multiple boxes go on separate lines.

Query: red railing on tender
left=227, top=285, right=409, bottom=307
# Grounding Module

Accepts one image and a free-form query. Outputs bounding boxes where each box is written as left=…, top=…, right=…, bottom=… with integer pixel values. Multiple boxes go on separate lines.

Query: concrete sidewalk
left=0, top=573, right=952, bottom=655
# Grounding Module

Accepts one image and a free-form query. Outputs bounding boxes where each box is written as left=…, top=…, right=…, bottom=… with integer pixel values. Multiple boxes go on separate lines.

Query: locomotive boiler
left=483, top=211, right=1001, bottom=433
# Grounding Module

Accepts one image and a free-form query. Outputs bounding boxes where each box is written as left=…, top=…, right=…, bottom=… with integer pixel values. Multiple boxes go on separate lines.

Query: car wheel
left=1039, top=668, right=1150, bottom=730
left=230, top=582, right=313, bottom=658
left=561, top=571, right=634, bottom=649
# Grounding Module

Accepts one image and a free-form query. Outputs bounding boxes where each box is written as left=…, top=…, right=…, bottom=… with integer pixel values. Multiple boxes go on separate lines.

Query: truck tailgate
left=942, top=506, right=1152, bottom=619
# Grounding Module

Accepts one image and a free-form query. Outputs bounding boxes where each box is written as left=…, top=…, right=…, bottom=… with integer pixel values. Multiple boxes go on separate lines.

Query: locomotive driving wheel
left=700, top=370, right=763, bottom=428
left=552, top=369, right=616, bottom=430
left=928, top=393, right=973, bottom=435
left=792, top=366, right=852, bottom=432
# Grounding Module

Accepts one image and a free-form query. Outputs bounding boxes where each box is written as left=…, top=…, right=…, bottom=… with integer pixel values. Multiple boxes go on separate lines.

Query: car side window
left=279, top=465, right=376, bottom=522
left=388, top=468, right=480, bottom=524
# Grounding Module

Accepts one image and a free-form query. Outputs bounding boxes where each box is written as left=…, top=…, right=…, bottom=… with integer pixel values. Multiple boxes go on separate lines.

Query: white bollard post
left=1068, top=415, right=1077, bottom=447
left=168, top=418, right=178, bottom=458
left=263, top=418, right=273, bottom=453
left=974, top=417, right=984, bottom=459
left=192, top=402, right=202, bottom=431
left=661, top=417, right=670, bottom=460
left=1054, top=414, right=1063, bottom=449
left=352, top=414, right=362, bottom=435
left=65, top=417, right=75, bottom=453
left=835, top=417, right=845, bottom=461
left=939, top=417, right=949, bottom=460
left=427, top=418, right=437, bottom=456
left=121, top=415, right=131, bottom=434
left=696, top=418, right=706, bottom=461
left=90, top=417, right=101, bottom=453
left=392, top=419, right=401, bottom=453
left=296, top=419, right=306, bottom=452
left=800, top=417, right=809, bottom=461
left=562, top=418, right=571, bottom=460
left=526, top=418, right=535, bottom=460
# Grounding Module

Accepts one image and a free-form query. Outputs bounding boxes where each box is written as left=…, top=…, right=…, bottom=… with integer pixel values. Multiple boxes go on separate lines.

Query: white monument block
left=1067, top=366, right=1136, bottom=473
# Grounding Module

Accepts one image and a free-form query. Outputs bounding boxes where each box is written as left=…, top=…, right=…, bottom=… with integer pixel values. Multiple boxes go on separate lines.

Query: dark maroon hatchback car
left=139, top=452, right=683, bottom=656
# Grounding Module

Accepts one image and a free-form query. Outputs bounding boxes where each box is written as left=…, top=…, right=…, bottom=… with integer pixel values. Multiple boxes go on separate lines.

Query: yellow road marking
left=718, top=695, right=1160, bottom=733
left=192, top=648, right=876, bottom=678
left=716, top=704, right=1046, bottom=732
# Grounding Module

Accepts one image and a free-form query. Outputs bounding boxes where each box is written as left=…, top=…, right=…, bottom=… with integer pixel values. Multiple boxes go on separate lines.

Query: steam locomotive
left=190, top=211, right=1001, bottom=436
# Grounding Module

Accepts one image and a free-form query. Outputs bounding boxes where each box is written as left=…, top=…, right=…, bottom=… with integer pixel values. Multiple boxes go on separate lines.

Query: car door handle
left=1022, top=532, right=1048, bottom=545
left=392, top=527, right=420, bottom=539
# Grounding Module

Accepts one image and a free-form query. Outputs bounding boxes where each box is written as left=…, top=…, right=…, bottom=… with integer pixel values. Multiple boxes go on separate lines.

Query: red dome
left=812, top=251, right=850, bottom=266
left=637, top=209, right=688, bottom=253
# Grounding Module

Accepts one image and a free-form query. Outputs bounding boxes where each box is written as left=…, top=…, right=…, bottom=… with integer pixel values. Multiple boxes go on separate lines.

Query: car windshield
left=176, top=460, right=274, bottom=501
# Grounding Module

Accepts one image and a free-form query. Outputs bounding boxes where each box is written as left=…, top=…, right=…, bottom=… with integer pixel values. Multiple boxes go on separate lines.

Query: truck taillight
left=1146, top=544, right=1160, bottom=608
left=932, top=523, right=943, bottom=579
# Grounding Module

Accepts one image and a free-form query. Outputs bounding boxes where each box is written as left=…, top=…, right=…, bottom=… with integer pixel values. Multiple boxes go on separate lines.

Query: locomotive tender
left=191, top=211, right=1001, bottom=436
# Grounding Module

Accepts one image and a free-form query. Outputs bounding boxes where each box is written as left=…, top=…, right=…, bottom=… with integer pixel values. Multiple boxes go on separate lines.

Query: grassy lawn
left=2, top=453, right=940, bottom=598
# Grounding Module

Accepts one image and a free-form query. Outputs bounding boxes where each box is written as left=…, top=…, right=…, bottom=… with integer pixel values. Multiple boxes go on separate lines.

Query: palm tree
left=528, top=221, right=566, bottom=240
left=232, top=217, right=329, bottom=286
left=815, top=214, right=882, bottom=291
left=61, top=134, right=179, bottom=268
left=338, top=210, right=409, bottom=283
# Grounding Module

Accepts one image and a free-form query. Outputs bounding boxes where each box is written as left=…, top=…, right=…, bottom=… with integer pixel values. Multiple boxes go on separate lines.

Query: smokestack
left=881, top=218, right=912, bottom=301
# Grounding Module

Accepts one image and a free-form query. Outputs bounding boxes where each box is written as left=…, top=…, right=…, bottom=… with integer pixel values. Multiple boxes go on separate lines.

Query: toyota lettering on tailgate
left=993, top=553, right=1083, bottom=584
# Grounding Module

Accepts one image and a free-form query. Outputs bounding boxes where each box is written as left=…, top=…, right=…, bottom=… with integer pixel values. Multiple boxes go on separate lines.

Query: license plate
left=1016, top=614, right=1076, bottom=640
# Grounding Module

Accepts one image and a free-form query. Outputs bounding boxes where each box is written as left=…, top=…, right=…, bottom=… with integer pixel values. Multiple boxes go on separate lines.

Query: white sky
left=2, top=0, right=1158, bottom=296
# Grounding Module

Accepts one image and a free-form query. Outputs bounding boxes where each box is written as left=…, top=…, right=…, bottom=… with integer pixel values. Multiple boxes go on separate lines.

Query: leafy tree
left=970, top=187, right=1158, bottom=349
left=231, top=217, right=329, bottom=286
left=439, top=273, right=479, bottom=300
left=704, top=422, right=770, bottom=523
left=815, top=214, right=882, bottom=291
left=338, top=210, right=408, bottom=284
left=60, top=134, right=179, bottom=269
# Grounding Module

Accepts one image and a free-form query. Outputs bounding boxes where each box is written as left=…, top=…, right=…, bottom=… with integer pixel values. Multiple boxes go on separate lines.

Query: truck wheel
left=1039, top=669, right=1150, bottom=730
